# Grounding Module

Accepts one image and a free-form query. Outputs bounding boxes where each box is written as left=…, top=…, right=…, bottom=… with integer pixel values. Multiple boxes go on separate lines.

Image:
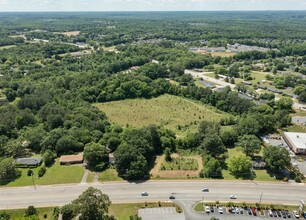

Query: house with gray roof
left=16, top=158, right=42, bottom=167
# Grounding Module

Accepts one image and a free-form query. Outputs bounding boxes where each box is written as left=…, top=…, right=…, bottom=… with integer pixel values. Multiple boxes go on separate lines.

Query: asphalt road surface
left=0, top=181, right=305, bottom=210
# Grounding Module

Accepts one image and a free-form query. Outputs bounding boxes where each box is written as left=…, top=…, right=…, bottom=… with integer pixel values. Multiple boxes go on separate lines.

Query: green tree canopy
left=72, top=187, right=111, bottom=220
left=236, top=134, right=261, bottom=157
left=228, top=155, right=252, bottom=179
left=263, top=145, right=290, bottom=172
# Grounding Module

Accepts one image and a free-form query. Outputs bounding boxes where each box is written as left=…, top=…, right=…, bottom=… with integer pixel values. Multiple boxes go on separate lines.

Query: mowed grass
left=94, top=94, right=225, bottom=136
left=109, top=202, right=180, bottom=220
left=3, top=207, right=55, bottom=220
left=99, top=168, right=123, bottom=182
left=2, top=161, right=84, bottom=187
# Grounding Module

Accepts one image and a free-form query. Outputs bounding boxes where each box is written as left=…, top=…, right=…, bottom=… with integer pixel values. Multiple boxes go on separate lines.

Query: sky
left=0, top=0, right=306, bottom=12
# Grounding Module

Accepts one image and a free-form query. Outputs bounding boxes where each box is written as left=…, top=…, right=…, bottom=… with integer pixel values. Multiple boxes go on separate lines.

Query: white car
left=219, top=207, right=223, bottom=214
left=141, top=192, right=148, bottom=196
left=293, top=210, right=299, bottom=218
left=230, top=195, right=237, bottom=199
left=205, top=206, right=210, bottom=213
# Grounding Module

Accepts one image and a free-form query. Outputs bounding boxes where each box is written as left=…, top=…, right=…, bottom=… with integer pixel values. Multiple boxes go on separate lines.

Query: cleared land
left=2, top=161, right=84, bottom=187
left=151, top=154, right=203, bottom=179
left=0, top=45, right=16, bottom=50
left=59, top=31, right=80, bottom=36
left=94, top=94, right=225, bottom=136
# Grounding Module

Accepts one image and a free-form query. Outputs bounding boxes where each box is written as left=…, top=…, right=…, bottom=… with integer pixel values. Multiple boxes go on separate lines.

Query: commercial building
left=283, top=132, right=306, bottom=154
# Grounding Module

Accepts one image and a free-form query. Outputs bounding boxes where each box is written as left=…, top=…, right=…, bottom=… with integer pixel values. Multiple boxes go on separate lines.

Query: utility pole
left=259, top=191, right=263, bottom=205
left=31, top=172, right=36, bottom=190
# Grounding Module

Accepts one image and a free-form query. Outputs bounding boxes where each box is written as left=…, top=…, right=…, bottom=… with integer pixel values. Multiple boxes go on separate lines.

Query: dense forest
left=0, top=11, right=304, bottom=183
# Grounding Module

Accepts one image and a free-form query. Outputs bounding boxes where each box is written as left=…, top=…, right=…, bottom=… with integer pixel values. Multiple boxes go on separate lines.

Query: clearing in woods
left=94, top=94, right=225, bottom=136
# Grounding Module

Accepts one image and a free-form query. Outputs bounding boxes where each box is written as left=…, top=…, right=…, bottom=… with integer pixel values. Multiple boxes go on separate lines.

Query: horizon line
left=0, top=10, right=306, bottom=13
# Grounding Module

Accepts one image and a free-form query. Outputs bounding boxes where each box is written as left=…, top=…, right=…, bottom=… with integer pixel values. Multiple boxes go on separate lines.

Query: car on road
left=141, top=192, right=148, bottom=196
left=169, top=195, right=175, bottom=199
left=219, top=207, right=223, bottom=214
left=202, top=188, right=209, bottom=192
left=230, top=195, right=237, bottom=199
left=293, top=210, right=299, bottom=218
left=205, top=206, right=211, bottom=213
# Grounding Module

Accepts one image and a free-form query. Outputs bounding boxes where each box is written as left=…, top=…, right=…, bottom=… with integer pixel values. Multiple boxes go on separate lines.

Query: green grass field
left=99, top=168, right=123, bottom=182
left=109, top=202, right=180, bottom=220
left=3, top=207, right=55, bottom=220
left=2, top=161, right=85, bottom=187
left=94, top=94, right=225, bottom=136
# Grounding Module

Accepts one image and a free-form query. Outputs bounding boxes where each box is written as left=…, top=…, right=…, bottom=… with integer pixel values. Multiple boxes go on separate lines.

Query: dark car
left=210, top=206, right=214, bottom=213
left=169, top=195, right=175, bottom=199
left=277, top=210, right=282, bottom=217
left=286, top=210, right=291, bottom=218
left=248, top=208, right=252, bottom=215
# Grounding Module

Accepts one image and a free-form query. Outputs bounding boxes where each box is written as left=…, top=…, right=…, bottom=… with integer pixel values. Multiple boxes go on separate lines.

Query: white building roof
left=284, top=132, right=306, bottom=150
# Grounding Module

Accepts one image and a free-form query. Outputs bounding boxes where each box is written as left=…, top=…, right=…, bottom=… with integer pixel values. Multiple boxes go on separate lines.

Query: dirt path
left=150, top=155, right=165, bottom=176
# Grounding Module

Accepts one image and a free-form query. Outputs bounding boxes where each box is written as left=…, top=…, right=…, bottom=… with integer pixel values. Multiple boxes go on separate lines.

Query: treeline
left=0, top=36, right=24, bottom=47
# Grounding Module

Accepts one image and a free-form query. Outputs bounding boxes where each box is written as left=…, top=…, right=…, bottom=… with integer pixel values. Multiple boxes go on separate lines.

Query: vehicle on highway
left=205, top=206, right=211, bottom=213
left=169, top=195, right=175, bottom=199
left=141, top=192, right=148, bottom=196
left=219, top=207, right=223, bottom=214
left=230, top=195, right=237, bottom=199
left=202, top=188, right=209, bottom=192
left=293, top=210, right=299, bottom=218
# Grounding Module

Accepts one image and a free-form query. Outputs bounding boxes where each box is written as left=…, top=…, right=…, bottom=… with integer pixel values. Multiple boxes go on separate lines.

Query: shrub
left=61, top=204, right=75, bottom=220
left=0, top=212, right=10, bottom=220
left=25, top=206, right=37, bottom=216
left=27, top=169, right=33, bottom=176
left=38, top=165, right=46, bottom=177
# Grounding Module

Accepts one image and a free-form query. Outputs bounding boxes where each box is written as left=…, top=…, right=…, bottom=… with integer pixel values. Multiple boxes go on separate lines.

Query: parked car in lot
left=235, top=207, right=239, bottom=214
left=269, top=210, right=273, bottom=217
left=240, top=208, right=244, bottom=214
left=210, top=206, right=214, bottom=213
left=248, top=208, right=252, bottom=215
left=205, top=206, right=211, bottom=213
left=293, top=210, right=299, bottom=218
left=141, top=192, right=148, bottom=196
left=202, top=188, right=209, bottom=192
left=230, top=195, right=237, bottom=199
left=251, top=207, right=257, bottom=216
left=219, top=207, right=223, bottom=214
left=286, top=210, right=292, bottom=218
left=302, top=211, right=306, bottom=219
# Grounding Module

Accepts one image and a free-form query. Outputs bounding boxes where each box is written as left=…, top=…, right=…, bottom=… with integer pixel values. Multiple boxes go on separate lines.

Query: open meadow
left=94, top=94, right=225, bottom=137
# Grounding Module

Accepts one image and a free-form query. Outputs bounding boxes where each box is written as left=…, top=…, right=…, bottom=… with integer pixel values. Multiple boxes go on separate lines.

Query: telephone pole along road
left=0, top=181, right=305, bottom=209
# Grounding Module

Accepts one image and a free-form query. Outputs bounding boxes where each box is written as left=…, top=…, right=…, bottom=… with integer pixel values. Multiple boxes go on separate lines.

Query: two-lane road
left=0, top=181, right=305, bottom=209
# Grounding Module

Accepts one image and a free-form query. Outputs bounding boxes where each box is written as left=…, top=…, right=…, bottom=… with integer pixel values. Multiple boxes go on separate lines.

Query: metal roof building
left=283, top=132, right=306, bottom=154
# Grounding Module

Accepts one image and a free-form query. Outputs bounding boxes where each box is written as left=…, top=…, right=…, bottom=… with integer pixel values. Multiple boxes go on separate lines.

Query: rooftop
left=16, top=158, right=42, bottom=166
left=284, top=132, right=306, bottom=150
left=59, top=155, right=83, bottom=163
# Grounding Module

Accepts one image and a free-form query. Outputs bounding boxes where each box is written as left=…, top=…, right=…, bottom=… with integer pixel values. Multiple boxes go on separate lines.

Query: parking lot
left=200, top=205, right=304, bottom=219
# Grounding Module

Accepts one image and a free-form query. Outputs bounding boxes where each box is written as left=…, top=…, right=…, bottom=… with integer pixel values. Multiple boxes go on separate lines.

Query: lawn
left=109, top=202, right=181, bottom=220
left=98, top=168, right=123, bottom=182
left=161, top=157, right=198, bottom=171
left=2, top=161, right=85, bottom=187
left=94, top=94, right=225, bottom=137
left=3, top=207, right=55, bottom=220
